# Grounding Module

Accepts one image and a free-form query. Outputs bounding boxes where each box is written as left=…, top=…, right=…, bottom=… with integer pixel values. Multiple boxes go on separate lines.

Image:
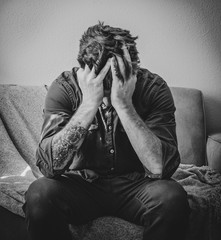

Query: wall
left=0, top=0, right=220, bottom=134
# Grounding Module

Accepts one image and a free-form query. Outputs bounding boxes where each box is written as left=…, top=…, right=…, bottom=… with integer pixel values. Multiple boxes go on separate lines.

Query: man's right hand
left=77, top=59, right=111, bottom=109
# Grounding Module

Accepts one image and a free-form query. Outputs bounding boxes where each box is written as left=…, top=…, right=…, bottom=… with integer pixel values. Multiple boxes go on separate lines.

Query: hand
left=77, top=59, right=111, bottom=109
left=110, top=46, right=137, bottom=110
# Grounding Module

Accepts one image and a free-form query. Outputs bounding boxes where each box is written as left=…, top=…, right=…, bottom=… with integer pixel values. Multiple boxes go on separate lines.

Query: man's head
left=77, top=22, right=140, bottom=91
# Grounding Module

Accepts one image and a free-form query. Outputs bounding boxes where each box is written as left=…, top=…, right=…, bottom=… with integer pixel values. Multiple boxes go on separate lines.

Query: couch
left=0, top=84, right=221, bottom=240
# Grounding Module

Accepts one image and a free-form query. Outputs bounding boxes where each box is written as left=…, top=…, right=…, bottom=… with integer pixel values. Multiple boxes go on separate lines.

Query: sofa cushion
left=0, top=84, right=47, bottom=178
left=207, top=134, right=221, bottom=174
left=170, top=87, right=206, bottom=166
left=0, top=117, right=30, bottom=177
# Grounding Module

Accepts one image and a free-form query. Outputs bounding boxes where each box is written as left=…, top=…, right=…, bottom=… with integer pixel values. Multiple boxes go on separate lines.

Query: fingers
left=122, top=44, right=132, bottom=68
left=111, top=52, right=132, bottom=81
left=80, top=64, right=96, bottom=79
left=115, top=55, right=126, bottom=80
left=90, top=66, right=96, bottom=78
left=96, top=58, right=111, bottom=81
left=112, top=45, right=133, bottom=81
left=84, top=64, right=91, bottom=74
left=111, top=57, right=117, bottom=76
left=111, top=57, right=122, bottom=84
left=76, top=67, right=84, bottom=84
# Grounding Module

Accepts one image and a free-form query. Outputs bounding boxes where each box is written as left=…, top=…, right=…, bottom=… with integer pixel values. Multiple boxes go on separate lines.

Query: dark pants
left=23, top=172, right=190, bottom=240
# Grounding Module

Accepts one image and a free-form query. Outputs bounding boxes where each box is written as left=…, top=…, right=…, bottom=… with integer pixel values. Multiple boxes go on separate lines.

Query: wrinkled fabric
left=36, top=67, right=180, bottom=180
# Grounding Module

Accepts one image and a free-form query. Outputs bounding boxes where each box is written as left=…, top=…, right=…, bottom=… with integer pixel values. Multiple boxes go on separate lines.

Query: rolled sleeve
left=36, top=112, right=71, bottom=177
left=36, top=79, right=75, bottom=177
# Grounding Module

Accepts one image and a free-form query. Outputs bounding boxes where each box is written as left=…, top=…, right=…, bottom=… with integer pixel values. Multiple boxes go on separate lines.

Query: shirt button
left=110, top=167, right=114, bottom=171
left=108, top=126, right=112, bottom=130
left=110, top=149, right=114, bottom=154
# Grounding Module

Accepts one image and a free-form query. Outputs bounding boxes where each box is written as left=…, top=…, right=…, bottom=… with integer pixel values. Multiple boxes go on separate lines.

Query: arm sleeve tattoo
left=52, top=124, right=87, bottom=171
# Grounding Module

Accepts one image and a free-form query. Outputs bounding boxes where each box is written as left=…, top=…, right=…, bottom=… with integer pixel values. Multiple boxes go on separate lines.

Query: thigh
left=24, top=174, right=111, bottom=225
left=114, top=174, right=189, bottom=226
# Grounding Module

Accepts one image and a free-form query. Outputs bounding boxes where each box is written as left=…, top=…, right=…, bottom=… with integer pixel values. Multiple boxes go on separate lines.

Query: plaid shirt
left=36, top=67, right=180, bottom=180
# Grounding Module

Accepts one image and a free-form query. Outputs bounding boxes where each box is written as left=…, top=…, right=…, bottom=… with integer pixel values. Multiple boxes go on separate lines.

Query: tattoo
left=52, top=125, right=87, bottom=170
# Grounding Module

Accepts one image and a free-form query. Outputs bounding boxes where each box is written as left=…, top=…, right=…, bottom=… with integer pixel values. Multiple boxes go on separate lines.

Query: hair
left=77, top=22, right=140, bottom=90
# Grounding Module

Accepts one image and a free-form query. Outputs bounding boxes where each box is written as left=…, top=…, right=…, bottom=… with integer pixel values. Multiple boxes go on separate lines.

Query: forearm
left=116, top=104, right=163, bottom=175
left=52, top=103, right=97, bottom=172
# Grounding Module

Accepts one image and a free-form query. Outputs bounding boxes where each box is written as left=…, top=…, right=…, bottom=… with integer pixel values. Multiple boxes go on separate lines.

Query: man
left=23, top=22, right=190, bottom=240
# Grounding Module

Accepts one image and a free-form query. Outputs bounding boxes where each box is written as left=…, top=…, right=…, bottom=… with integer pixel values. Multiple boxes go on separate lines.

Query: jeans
left=23, top=172, right=190, bottom=240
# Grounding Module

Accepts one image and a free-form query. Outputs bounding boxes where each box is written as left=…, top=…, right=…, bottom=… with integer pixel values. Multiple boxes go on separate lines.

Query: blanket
left=173, top=164, right=221, bottom=240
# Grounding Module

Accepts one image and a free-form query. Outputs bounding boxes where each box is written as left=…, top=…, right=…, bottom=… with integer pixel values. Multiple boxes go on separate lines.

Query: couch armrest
left=206, top=133, right=221, bottom=173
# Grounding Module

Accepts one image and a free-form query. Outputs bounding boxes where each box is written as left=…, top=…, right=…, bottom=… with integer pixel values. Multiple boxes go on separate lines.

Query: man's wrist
left=80, top=101, right=100, bottom=112
left=76, top=102, right=99, bottom=127
left=113, top=101, right=134, bottom=113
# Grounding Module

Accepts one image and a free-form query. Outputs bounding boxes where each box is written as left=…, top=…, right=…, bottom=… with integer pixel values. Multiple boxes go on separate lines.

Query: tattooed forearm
left=50, top=101, right=98, bottom=174
left=52, top=125, right=87, bottom=170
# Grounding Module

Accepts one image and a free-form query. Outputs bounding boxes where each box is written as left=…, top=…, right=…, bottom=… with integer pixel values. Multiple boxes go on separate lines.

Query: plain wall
left=0, top=0, right=221, bottom=134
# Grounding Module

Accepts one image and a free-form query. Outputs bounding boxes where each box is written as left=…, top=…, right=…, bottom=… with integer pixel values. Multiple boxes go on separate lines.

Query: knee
left=24, top=177, right=57, bottom=220
left=156, top=180, right=190, bottom=216
left=26, top=177, right=54, bottom=204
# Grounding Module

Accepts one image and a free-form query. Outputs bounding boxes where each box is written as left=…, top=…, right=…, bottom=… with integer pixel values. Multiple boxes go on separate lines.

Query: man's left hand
left=110, top=46, right=137, bottom=110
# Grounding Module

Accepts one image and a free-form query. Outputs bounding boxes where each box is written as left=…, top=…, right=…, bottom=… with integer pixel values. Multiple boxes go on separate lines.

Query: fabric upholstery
left=0, top=84, right=46, bottom=178
left=170, top=87, right=206, bottom=166
left=0, top=117, right=29, bottom=177
left=207, top=133, right=221, bottom=173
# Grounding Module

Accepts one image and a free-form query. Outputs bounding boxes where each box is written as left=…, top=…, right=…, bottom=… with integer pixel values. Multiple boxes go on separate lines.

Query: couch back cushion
left=0, top=85, right=47, bottom=178
left=170, top=87, right=206, bottom=166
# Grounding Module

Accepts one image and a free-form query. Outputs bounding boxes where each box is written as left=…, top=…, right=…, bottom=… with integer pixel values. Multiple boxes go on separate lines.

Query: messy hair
left=77, top=22, right=140, bottom=75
